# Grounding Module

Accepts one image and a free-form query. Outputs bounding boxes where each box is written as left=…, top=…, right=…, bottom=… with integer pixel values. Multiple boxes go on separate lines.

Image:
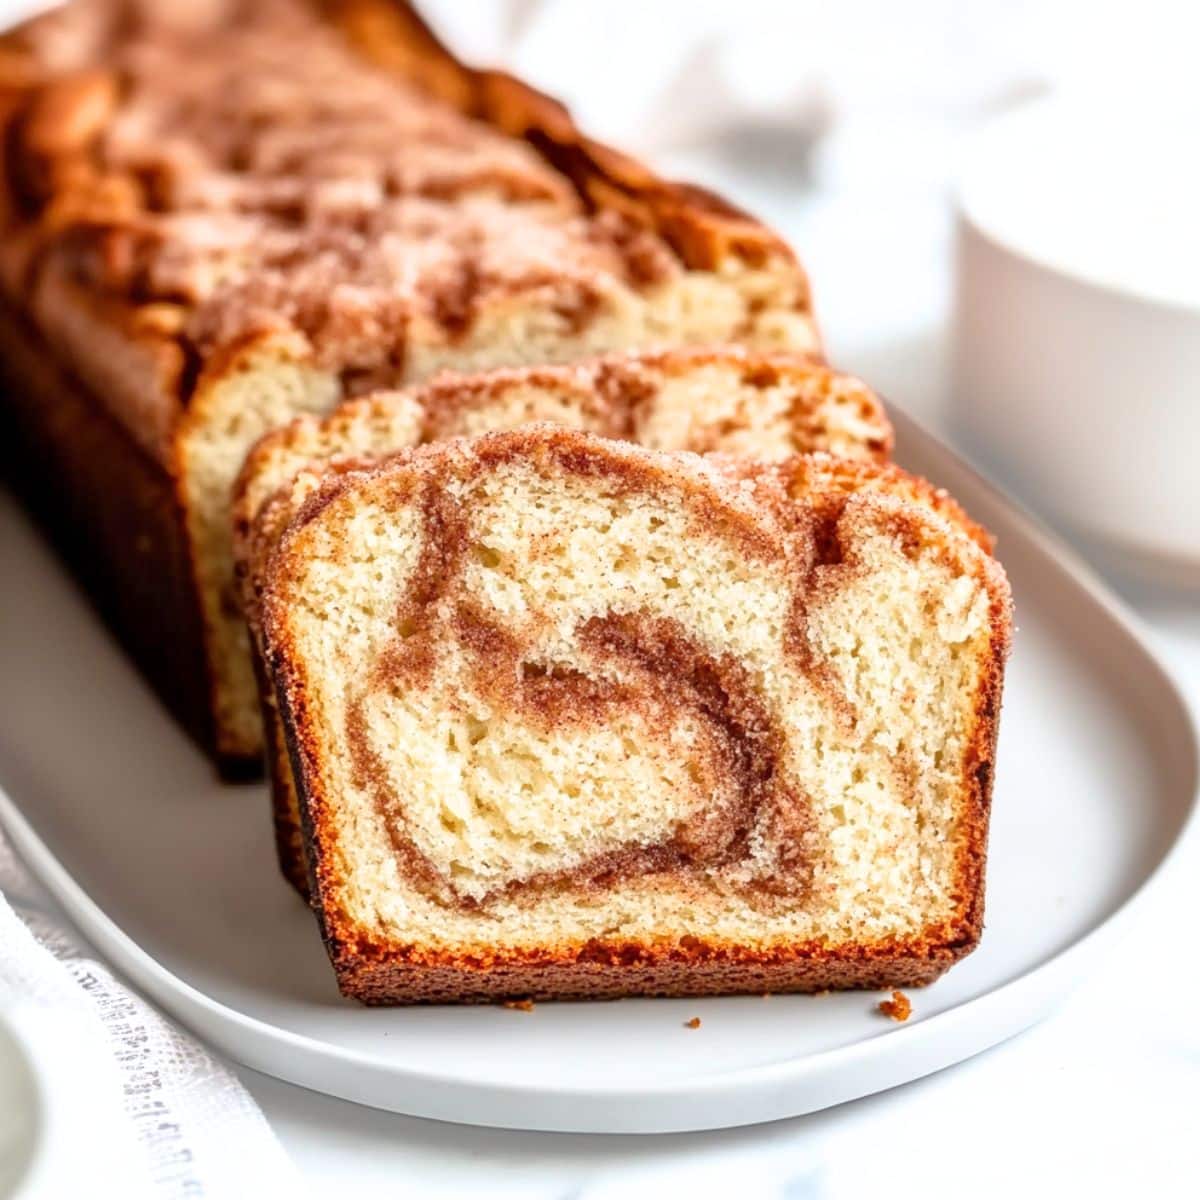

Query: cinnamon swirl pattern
left=259, top=427, right=1010, bottom=1004
left=233, top=347, right=893, bottom=896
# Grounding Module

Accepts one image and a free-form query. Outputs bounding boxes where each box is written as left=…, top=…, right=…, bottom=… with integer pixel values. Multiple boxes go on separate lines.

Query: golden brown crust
left=0, top=296, right=231, bottom=768
left=260, top=425, right=1011, bottom=1003
left=330, top=0, right=802, bottom=274
left=0, top=0, right=815, bottom=443
left=339, top=944, right=960, bottom=1005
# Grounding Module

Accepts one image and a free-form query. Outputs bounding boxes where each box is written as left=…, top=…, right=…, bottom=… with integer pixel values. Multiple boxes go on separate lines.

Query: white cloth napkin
left=0, top=828, right=301, bottom=1200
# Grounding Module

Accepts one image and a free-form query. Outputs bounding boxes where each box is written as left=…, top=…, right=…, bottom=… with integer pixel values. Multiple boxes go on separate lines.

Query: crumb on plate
left=878, top=990, right=912, bottom=1022
left=684, top=1016, right=701, bottom=1029
left=502, top=998, right=535, bottom=1012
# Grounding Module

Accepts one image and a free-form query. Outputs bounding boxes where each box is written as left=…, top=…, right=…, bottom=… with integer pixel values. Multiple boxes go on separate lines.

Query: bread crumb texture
left=260, top=426, right=1010, bottom=1001
left=232, top=348, right=890, bottom=771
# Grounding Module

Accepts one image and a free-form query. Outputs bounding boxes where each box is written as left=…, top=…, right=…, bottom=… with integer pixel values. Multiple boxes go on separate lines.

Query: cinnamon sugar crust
left=257, top=426, right=1011, bottom=1003
left=0, top=0, right=813, bottom=388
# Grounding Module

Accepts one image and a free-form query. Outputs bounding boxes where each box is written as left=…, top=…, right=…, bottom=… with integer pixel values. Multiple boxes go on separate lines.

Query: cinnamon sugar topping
left=9, top=0, right=687, bottom=365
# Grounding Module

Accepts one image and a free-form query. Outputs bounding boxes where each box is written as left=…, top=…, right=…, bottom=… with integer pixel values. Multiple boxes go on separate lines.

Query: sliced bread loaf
left=233, top=348, right=894, bottom=892
left=256, top=425, right=1010, bottom=1003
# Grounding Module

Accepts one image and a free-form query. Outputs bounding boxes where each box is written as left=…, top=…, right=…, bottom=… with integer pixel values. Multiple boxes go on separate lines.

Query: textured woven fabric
left=0, top=828, right=301, bottom=1199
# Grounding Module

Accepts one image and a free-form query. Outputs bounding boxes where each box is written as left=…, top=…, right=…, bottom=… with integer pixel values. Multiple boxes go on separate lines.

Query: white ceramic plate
left=0, top=410, right=1195, bottom=1134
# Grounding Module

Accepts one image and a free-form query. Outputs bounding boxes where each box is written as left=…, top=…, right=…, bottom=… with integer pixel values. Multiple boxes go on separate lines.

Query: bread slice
left=234, top=347, right=893, bottom=892
left=235, top=347, right=891, bottom=543
left=0, top=0, right=819, bottom=773
left=257, top=425, right=1011, bottom=1003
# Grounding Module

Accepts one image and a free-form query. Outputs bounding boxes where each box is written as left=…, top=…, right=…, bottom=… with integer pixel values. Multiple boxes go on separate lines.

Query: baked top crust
left=257, top=425, right=1011, bottom=1001
left=0, top=0, right=815, bottom=463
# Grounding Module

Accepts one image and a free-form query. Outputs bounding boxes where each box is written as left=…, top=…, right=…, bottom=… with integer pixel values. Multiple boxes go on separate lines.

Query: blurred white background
left=3, top=0, right=1197, bottom=428
left=423, top=0, right=1200, bottom=420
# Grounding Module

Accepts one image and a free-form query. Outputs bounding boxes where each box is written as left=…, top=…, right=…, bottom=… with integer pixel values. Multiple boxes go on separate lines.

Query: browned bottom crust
left=336, top=944, right=965, bottom=1005
left=274, top=797, right=312, bottom=894
left=0, top=300, right=257, bottom=779
left=251, top=645, right=312, bottom=891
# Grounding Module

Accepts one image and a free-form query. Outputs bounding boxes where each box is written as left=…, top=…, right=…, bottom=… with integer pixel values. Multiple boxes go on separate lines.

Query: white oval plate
left=0, top=409, right=1195, bottom=1134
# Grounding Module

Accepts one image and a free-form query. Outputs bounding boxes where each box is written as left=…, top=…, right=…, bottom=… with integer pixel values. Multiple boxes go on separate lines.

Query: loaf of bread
left=0, top=0, right=819, bottom=773
left=232, top=347, right=894, bottom=891
left=255, top=425, right=1010, bottom=1003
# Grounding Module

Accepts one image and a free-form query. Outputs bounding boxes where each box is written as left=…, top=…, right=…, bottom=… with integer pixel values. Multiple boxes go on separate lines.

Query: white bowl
left=950, top=94, right=1200, bottom=584
left=0, top=1005, right=142, bottom=1199
left=0, top=1017, right=36, bottom=1200
left=0, top=1010, right=38, bottom=1200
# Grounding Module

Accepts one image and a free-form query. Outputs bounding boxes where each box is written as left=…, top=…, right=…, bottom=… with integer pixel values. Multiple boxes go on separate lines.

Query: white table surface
left=226, top=145, right=1200, bottom=1198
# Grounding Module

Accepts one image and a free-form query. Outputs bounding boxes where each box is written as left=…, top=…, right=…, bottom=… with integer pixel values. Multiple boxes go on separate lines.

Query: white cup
left=950, top=94, right=1200, bottom=586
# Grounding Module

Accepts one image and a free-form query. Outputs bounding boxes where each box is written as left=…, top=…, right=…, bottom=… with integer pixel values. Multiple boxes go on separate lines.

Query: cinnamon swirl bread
left=0, top=0, right=818, bottom=773
left=257, top=426, right=1011, bottom=1003
left=233, top=347, right=892, bottom=892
